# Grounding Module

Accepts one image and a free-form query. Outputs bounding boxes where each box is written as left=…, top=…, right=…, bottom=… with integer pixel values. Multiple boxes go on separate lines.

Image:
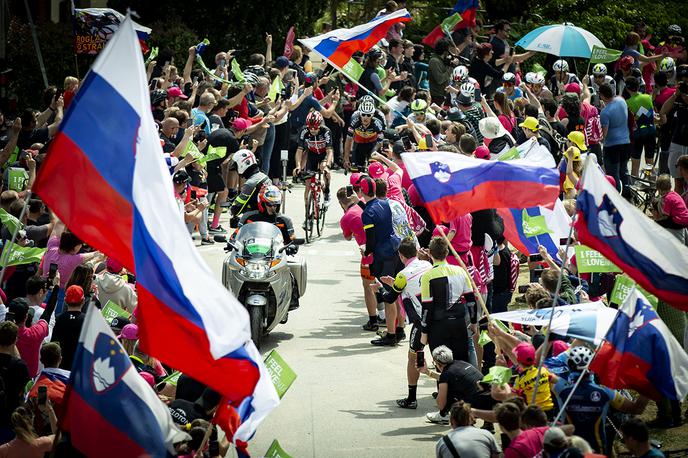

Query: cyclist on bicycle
left=230, top=149, right=270, bottom=224
left=344, top=99, right=384, bottom=171
left=550, top=59, right=581, bottom=99
left=294, top=111, right=333, bottom=204
left=589, top=64, right=616, bottom=108
left=238, top=185, right=295, bottom=248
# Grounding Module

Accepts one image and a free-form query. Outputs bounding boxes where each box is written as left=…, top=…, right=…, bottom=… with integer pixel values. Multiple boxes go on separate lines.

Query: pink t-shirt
left=17, top=320, right=49, bottom=377
left=448, top=214, right=472, bottom=254
left=504, top=426, right=547, bottom=458
left=655, top=87, right=677, bottom=108
left=41, top=236, right=85, bottom=288
left=408, top=184, right=424, bottom=207
left=0, top=436, right=55, bottom=458
left=663, top=191, right=688, bottom=227
left=386, top=169, right=404, bottom=203
left=399, top=162, right=413, bottom=189
left=498, top=114, right=516, bottom=133
left=340, top=204, right=373, bottom=264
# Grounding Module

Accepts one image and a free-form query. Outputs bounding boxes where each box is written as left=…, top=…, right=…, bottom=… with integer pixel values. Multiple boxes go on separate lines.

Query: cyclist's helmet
left=306, top=111, right=323, bottom=130
left=531, top=73, right=545, bottom=85
left=366, top=46, right=383, bottom=62
left=668, top=24, right=682, bottom=35
left=459, top=82, right=475, bottom=97
left=233, top=149, right=257, bottom=175
left=358, top=100, right=376, bottom=115
left=452, top=65, right=469, bottom=82
left=619, top=55, right=634, bottom=71
left=410, top=99, right=428, bottom=113
left=359, top=94, right=376, bottom=106
left=502, top=72, right=516, bottom=84
left=553, top=59, right=569, bottom=72
left=660, top=57, right=676, bottom=73
left=258, top=185, right=282, bottom=212
left=568, top=346, right=594, bottom=371
left=243, top=73, right=259, bottom=86
left=592, top=63, right=607, bottom=76
left=524, top=72, right=537, bottom=84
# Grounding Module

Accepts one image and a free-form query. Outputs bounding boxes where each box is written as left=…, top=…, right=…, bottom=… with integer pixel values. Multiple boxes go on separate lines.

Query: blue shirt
left=191, top=108, right=211, bottom=135
left=600, top=96, right=630, bottom=147
left=496, top=86, right=523, bottom=101
left=290, top=91, right=323, bottom=131
left=362, top=198, right=399, bottom=259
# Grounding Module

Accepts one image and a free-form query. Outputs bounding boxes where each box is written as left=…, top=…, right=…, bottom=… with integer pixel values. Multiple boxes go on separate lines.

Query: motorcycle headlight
left=241, top=261, right=270, bottom=279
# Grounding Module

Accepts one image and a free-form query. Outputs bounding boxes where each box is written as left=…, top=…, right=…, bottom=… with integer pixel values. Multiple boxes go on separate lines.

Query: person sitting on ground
left=653, top=174, right=688, bottom=243
left=93, top=258, right=137, bottom=314
left=435, top=401, right=501, bottom=458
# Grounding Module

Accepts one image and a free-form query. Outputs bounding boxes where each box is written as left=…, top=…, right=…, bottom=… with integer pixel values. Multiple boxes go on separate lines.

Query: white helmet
left=553, top=59, right=569, bottom=72
left=592, top=63, right=607, bottom=76
left=452, top=65, right=469, bottom=82
left=233, top=149, right=257, bottom=174
left=502, top=72, right=516, bottom=84
left=532, top=73, right=545, bottom=85
left=568, top=346, right=594, bottom=371
left=459, top=82, right=475, bottom=97
left=525, top=72, right=537, bottom=84
left=659, top=57, right=676, bottom=73
left=358, top=100, right=376, bottom=115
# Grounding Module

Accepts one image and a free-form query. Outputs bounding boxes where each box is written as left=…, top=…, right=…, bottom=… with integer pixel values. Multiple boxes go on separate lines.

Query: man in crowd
left=599, top=82, right=631, bottom=194
left=51, top=285, right=86, bottom=371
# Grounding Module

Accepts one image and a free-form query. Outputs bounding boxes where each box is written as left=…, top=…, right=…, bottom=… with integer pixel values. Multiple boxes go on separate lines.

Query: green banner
left=265, top=440, right=293, bottom=458
left=101, top=300, right=131, bottom=324
left=267, top=76, right=285, bottom=101
left=197, top=146, right=228, bottom=166
left=531, top=63, right=547, bottom=78
left=609, top=275, right=658, bottom=308
left=481, top=366, right=512, bottom=385
left=145, top=46, right=159, bottom=65
left=264, top=350, right=296, bottom=399
left=231, top=58, right=245, bottom=83
left=341, top=58, right=364, bottom=82
left=7, top=168, right=28, bottom=192
left=180, top=140, right=204, bottom=159
left=0, top=242, right=45, bottom=267
left=0, top=208, right=23, bottom=235
left=498, top=147, right=520, bottom=161
left=521, top=209, right=551, bottom=238
left=478, top=330, right=492, bottom=347
left=574, top=245, right=621, bottom=273
left=159, top=371, right=182, bottom=387
left=590, top=45, right=623, bottom=64
left=441, top=12, right=462, bottom=33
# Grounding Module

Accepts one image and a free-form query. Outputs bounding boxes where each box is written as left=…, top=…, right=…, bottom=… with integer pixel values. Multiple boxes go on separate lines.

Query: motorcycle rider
left=230, top=149, right=270, bottom=226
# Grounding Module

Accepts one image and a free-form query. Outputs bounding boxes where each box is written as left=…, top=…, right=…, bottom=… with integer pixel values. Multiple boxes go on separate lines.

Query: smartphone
left=190, top=190, right=197, bottom=199
left=559, top=237, right=569, bottom=245
left=416, top=350, right=425, bottom=368
left=518, top=284, right=529, bottom=294
left=54, top=88, right=64, bottom=99
left=37, top=385, right=48, bottom=405
left=48, top=263, right=58, bottom=280
left=401, top=135, right=413, bottom=151
left=529, top=254, right=543, bottom=262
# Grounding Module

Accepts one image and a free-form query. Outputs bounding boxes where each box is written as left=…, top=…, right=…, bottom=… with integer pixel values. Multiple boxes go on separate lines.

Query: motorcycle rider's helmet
left=258, top=185, right=282, bottom=212
left=592, top=63, right=608, bottom=76
left=553, top=59, right=569, bottom=73
left=233, top=149, right=257, bottom=175
left=306, top=111, right=323, bottom=130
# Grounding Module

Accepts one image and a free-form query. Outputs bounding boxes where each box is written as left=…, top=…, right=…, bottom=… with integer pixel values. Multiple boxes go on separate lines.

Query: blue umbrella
left=515, top=23, right=605, bottom=58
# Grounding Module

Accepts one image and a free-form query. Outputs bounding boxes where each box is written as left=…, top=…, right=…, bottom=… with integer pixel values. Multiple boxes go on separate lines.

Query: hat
left=359, top=176, right=376, bottom=196
left=514, top=342, right=536, bottom=365
left=474, top=145, right=490, bottom=160
left=110, top=316, right=131, bottom=333
left=432, top=224, right=449, bottom=238
left=232, top=118, right=252, bottom=131
left=166, top=86, right=188, bottom=100
left=106, top=257, right=124, bottom=274
left=567, top=131, right=587, bottom=152
left=519, top=116, right=540, bottom=132
left=552, top=340, right=569, bottom=357
left=8, top=299, right=29, bottom=321
left=566, top=146, right=582, bottom=162
left=139, top=371, right=155, bottom=387
left=544, top=427, right=567, bottom=448
left=564, top=82, right=581, bottom=94
left=349, top=172, right=362, bottom=187
left=65, top=285, right=84, bottom=305
left=275, top=56, right=291, bottom=69
left=119, top=323, right=139, bottom=340
left=479, top=117, right=508, bottom=140
left=392, top=141, right=406, bottom=155
left=368, top=161, right=388, bottom=180
left=172, top=169, right=190, bottom=184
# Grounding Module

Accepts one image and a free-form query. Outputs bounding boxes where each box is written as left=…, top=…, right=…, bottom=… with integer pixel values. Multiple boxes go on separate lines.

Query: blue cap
left=275, top=56, right=291, bottom=69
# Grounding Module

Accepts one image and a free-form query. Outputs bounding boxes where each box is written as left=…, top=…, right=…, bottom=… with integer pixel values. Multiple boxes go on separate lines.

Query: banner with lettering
left=574, top=245, right=621, bottom=273
left=72, top=7, right=151, bottom=55
left=263, top=350, right=296, bottom=399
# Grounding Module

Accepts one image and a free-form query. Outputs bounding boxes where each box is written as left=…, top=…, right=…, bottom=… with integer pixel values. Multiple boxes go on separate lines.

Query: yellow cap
left=566, top=146, right=582, bottom=162
left=518, top=116, right=540, bottom=131
left=567, top=131, right=587, bottom=151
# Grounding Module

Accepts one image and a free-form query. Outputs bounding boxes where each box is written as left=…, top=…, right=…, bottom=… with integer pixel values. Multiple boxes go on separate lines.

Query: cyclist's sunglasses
left=265, top=203, right=279, bottom=208
left=360, top=113, right=373, bottom=118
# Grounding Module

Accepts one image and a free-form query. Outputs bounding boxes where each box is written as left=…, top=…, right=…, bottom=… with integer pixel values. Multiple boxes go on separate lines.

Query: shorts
left=206, top=173, right=226, bottom=193
left=669, top=143, right=688, bottom=178
left=631, top=132, right=656, bottom=160
left=370, top=255, right=402, bottom=279
left=306, top=151, right=327, bottom=172
left=360, top=263, right=375, bottom=281
left=409, top=322, right=423, bottom=352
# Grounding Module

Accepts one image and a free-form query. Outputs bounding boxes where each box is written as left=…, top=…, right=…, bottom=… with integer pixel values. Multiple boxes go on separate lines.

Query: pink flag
left=283, top=26, right=295, bottom=58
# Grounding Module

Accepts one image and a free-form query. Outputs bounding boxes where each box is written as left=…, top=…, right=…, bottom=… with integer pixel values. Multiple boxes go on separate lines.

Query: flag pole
left=194, top=418, right=215, bottom=458
left=0, top=191, right=32, bottom=286
left=530, top=153, right=596, bottom=404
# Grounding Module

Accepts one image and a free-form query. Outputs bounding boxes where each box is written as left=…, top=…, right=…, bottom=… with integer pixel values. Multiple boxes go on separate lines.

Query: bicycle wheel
left=317, top=189, right=327, bottom=236
left=305, top=192, right=315, bottom=243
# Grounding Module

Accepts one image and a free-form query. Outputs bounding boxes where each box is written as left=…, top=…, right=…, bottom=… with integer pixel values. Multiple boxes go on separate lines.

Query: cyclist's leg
left=644, top=134, right=656, bottom=171
left=630, top=137, right=643, bottom=177
left=323, top=167, right=331, bottom=199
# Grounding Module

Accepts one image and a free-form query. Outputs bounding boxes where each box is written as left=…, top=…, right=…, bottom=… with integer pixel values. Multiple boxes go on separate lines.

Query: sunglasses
left=360, top=113, right=372, bottom=118
left=265, top=203, right=279, bottom=208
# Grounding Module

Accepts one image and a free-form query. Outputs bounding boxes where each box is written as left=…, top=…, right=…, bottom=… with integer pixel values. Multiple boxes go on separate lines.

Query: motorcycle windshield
left=235, top=222, right=283, bottom=258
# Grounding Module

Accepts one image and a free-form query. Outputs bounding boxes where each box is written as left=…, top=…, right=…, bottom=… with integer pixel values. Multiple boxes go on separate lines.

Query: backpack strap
left=442, top=435, right=461, bottom=458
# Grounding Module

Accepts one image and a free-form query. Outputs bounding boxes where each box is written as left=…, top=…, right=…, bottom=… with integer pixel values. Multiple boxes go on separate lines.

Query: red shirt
left=504, top=426, right=547, bottom=458
left=17, top=320, right=49, bottom=377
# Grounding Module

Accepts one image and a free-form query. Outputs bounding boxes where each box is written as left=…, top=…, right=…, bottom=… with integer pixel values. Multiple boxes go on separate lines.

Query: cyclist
left=446, top=66, right=481, bottom=108
left=238, top=185, right=295, bottom=247
left=614, top=55, right=644, bottom=97
left=407, top=99, right=437, bottom=124
left=589, top=64, right=616, bottom=107
left=344, top=99, right=384, bottom=171
left=294, top=111, right=333, bottom=205
left=659, top=57, right=677, bottom=87
left=550, top=59, right=581, bottom=99
left=496, top=72, right=522, bottom=101
left=526, top=72, right=553, bottom=101
left=230, top=149, right=270, bottom=223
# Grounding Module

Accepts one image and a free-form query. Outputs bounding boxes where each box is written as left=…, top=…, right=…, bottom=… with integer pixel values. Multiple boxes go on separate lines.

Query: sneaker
left=395, top=329, right=406, bottom=343
left=396, top=398, right=417, bottom=409
left=377, top=316, right=386, bottom=325
left=371, top=333, right=397, bottom=347
left=209, top=225, right=226, bottom=233
left=362, top=322, right=379, bottom=332
left=426, top=411, right=449, bottom=424
left=201, top=237, right=215, bottom=245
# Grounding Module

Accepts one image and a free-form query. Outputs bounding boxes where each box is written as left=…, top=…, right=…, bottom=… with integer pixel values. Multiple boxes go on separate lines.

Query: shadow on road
left=259, top=331, right=295, bottom=354
left=382, top=425, right=446, bottom=442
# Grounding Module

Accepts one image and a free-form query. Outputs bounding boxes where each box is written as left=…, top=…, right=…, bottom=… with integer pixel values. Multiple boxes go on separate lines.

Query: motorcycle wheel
left=305, top=192, right=315, bottom=243
left=249, top=306, right=264, bottom=349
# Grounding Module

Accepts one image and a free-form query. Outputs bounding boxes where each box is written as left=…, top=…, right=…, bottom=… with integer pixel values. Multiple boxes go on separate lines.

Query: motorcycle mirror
left=213, top=235, right=227, bottom=243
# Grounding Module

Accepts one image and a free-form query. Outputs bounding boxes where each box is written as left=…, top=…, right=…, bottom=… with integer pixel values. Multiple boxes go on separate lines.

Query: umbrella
left=515, top=23, right=605, bottom=58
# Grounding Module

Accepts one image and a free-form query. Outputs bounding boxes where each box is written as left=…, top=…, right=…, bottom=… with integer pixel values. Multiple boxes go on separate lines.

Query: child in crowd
left=653, top=174, right=688, bottom=244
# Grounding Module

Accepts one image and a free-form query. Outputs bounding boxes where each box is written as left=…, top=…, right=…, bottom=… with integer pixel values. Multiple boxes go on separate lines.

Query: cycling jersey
left=549, top=73, right=581, bottom=98
left=347, top=111, right=385, bottom=144
left=297, top=126, right=332, bottom=155
left=379, top=257, right=432, bottom=322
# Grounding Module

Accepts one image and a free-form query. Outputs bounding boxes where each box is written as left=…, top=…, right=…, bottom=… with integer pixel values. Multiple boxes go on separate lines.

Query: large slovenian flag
left=422, top=0, right=479, bottom=48
left=589, top=288, right=688, bottom=400
left=402, top=151, right=559, bottom=223
left=33, top=17, right=278, bottom=445
left=62, top=304, right=190, bottom=457
left=575, top=159, right=688, bottom=309
left=299, top=9, right=412, bottom=68
left=497, top=199, right=571, bottom=256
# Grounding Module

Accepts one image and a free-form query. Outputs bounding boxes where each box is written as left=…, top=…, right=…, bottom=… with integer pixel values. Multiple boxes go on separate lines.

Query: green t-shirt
left=626, top=93, right=655, bottom=131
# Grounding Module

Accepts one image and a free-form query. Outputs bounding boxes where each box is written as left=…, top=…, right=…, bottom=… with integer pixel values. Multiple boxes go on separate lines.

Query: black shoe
left=396, top=398, right=417, bottom=409
left=288, top=300, right=300, bottom=311
left=209, top=225, right=226, bottom=233
left=201, top=237, right=215, bottom=245
left=432, top=391, right=438, bottom=399
left=371, top=333, right=397, bottom=346
left=647, top=417, right=678, bottom=429
left=362, top=322, right=379, bottom=332
left=377, top=316, right=386, bottom=325
left=395, top=329, right=406, bottom=343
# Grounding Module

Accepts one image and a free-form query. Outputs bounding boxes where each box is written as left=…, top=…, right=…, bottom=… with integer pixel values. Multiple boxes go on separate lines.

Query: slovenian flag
left=590, top=288, right=688, bottom=400
left=497, top=199, right=571, bottom=257
left=299, top=9, right=412, bottom=68
left=33, top=16, right=278, bottom=447
left=422, top=0, right=479, bottom=48
left=401, top=151, right=559, bottom=224
left=575, top=160, right=688, bottom=309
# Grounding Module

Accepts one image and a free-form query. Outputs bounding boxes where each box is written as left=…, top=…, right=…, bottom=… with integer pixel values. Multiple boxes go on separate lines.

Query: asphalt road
left=198, top=170, right=449, bottom=458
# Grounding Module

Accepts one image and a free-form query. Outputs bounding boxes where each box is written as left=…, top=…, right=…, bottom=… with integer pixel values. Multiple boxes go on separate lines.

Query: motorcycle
left=216, top=222, right=306, bottom=349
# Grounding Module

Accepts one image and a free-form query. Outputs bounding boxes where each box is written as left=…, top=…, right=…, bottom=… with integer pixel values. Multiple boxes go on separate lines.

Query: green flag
left=498, top=147, right=520, bottom=161
left=7, top=168, right=28, bottom=192
left=610, top=275, right=658, bottom=308
left=265, top=440, right=293, bottom=458
left=341, top=58, right=364, bottom=82
left=590, top=45, right=623, bottom=64
left=478, top=330, right=492, bottom=347
left=0, top=242, right=45, bottom=267
left=101, top=300, right=131, bottom=324
left=264, top=350, right=297, bottom=399
left=158, top=371, right=182, bottom=387
left=145, top=46, right=159, bottom=65
left=197, top=146, right=228, bottom=166
left=574, top=245, right=621, bottom=273
left=231, top=58, right=245, bottom=83
left=521, top=209, right=552, bottom=238
left=531, top=63, right=547, bottom=78
left=0, top=208, right=22, bottom=235
left=481, top=366, right=512, bottom=385
left=267, top=76, right=285, bottom=101
left=441, top=13, right=462, bottom=34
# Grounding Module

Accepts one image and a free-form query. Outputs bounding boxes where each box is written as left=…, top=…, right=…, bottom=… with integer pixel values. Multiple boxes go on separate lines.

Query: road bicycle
left=300, top=171, right=328, bottom=243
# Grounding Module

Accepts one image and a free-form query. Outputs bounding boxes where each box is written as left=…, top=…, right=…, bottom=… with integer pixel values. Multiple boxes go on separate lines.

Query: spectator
left=511, top=342, right=555, bottom=416
left=0, top=406, right=55, bottom=457
left=620, top=418, right=665, bottom=458
left=50, top=285, right=86, bottom=370
left=24, top=276, right=55, bottom=333
left=496, top=402, right=550, bottom=458
left=599, top=83, right=631, bottom=193
left=659, top=69, right=688, bottom=195
left=65, top=264, right=99, bottom=311
left=168, top=388, right=222, bottom=426
left=489, top=20, right=534, bottom=75
left=469, top=44, right=508, bottom=100
left=625, top=77, right=657, bottom=176
left=428, top=38, right=455, bottom=105
left=94, top=258, right=137, bottom=313
left=0, top=321, right=30, bottom=444
left=435, top=401, right=501, bottom=458
left=653, top=174, right=688, bottom=243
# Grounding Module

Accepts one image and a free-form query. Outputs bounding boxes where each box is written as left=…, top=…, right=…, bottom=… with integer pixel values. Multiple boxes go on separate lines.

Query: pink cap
left=349, top=173, right=362, bottom=187
left=106, top=257, right=124, bottom=274
left=367, top=161, right=388, bottom=180
left=119, top=323, right=139, bottom=340
left=514, top=342, right=536, bottom=365
left=232, top=118, right=252, bottom=131
left=474, top=145, right=490, bottom=160
left=432, top=224, right=449, bottom=238
left=564, top=83, right=581, bottom=94
left=552, top=340, right=569, bottom=357
left=605, top=175, right=617, bottom=188
left=139, top=371, right=155, bottom=387
left=166, top=86, right=188, bottom=99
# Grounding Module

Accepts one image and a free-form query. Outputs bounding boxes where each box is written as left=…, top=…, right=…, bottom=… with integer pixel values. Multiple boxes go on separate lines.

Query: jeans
left=603, top=143, right=630, bottom=194
left=260, top=123, right=275, bottom=174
